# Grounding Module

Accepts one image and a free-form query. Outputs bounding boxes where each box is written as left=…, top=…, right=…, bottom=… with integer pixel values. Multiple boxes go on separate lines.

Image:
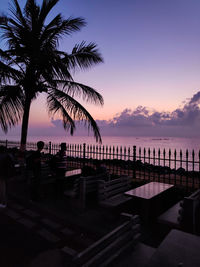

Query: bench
left=158, top=189, right=200, bottom=234
left=64, top=174, right=108, bottom=210
left=30, top=215, right=155, bottom=267
left=26, top=162, right=56, bottom=187
left=69, top=213, right=141, bottom=267
left=98, top=176, right=132, bottom=210
left=40, top=163, right=56, bottom=185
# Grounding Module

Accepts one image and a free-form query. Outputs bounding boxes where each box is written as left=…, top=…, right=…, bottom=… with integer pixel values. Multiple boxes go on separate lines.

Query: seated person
left=26, top=141, right=45, bottom=201
left=50, top=143, right=67, bottom=197
left=95, top=161, right=109, bottom=180
left=50, top=143, right=67, bottom=176
left=81, top=166, right=96, bottom=177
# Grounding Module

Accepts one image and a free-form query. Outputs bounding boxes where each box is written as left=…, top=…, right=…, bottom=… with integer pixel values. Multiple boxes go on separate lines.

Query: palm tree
left=0, top=0, right=103, bottom=150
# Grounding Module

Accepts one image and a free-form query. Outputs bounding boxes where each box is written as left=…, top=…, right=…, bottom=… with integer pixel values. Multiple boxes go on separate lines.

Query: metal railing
left=1, top=139, right=200, bottom=191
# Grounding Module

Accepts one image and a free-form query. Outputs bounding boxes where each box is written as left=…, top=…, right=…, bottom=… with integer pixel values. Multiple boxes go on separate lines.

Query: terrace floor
left=1, top=173, right=181, bottom=267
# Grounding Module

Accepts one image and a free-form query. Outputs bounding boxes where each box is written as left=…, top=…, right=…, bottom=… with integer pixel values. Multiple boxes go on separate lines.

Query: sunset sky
left=1, top=0, right=200, bottom=138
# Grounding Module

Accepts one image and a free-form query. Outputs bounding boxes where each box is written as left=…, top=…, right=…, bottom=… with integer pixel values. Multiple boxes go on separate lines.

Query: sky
left=1, top=0, right=200, bottom=139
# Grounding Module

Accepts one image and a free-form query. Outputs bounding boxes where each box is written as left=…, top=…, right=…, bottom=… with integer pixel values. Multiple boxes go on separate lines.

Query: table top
left=125, top=182, right=174, bottom=199
left=64, top=169, right=82, bottom=178
left=146, top=229, right=200, bottom=267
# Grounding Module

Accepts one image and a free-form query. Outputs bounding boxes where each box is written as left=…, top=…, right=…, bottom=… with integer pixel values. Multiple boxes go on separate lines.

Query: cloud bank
left=96, top=91, right=200, bottom=137
left=1, top=91, right=200, bottom=138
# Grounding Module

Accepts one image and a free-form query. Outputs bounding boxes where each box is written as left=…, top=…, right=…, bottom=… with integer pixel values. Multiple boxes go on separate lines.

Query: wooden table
left=125, top=182, right=174, bottom=222
left=125, top=182, right=174, bottom=199
left=64, top=168, right=82, bottom=178
left=56, top=169, right=82, bottom=197
left=146, top=229, right=200, bottom=267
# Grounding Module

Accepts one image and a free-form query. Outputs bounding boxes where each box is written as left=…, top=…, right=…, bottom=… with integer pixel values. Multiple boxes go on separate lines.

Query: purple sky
left=1, top=0, right=200, bottom=139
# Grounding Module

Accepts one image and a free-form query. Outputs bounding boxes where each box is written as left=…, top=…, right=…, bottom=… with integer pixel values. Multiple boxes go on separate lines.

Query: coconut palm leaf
left=63, top=42, right=103, bottom=71
left=9, top=0, right=28, bottom=28
left=53, top=80, right=104, bottom=105
left=47, top=88, right=102, bottom=142
left=0, top=85, right=24, bottom=132
left=0, top=61, right=22, bottom=83
left=47, top=93, right=75, bottom=134
left=38, top=0, right=59, bottom=26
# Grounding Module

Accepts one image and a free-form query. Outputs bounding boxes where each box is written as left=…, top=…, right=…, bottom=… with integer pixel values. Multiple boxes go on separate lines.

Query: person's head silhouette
left=37, top=141, right=44, bottom=151
left=60, top=143, right=66, bottom=152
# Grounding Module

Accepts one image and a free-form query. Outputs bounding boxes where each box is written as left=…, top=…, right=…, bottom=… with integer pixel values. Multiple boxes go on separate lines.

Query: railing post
left=49, top=141, right=52, bottom=155
left=133, top=146, right=136, bottom=179
left=5, top=139, right=8, bottom=149
left=83, top=143, right=86, bottom=167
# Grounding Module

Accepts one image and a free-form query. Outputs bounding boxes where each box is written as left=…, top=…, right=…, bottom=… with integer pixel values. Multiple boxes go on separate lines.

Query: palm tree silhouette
left=0, top=0, right=103, bottom=150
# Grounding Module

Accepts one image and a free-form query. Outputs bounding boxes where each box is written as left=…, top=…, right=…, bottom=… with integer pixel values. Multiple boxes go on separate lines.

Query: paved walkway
left=0, top=195, right=97, bottom=267
left=0, top=206, right=50, bottom=267
left=1, top=174, right=168, bottom=266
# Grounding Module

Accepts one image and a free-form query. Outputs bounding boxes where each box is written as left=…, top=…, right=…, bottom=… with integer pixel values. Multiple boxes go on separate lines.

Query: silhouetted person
left=95, top=161, right=109, bottom=180
left=50, top=143, right=67, bottom=198
left=0, top=146, right=14, bottom=208
left=26, top=141, right=44, bottom=201
left=56, top=143, right=67, bottom=174
left=81, top=166, right=96, bottom=177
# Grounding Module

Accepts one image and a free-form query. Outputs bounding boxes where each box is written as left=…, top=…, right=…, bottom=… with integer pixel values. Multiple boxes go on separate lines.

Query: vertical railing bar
left=174, top=149, right=177, bottom=186
left=116, top=146, right=119, bottom=175
left=169, top=149, right=171, bottom=184
left=163, top=148, right=166, bottom=184
left=148, top=148, right=151, bottom=181
left=186, top=149, right=189, bottom=190
left=158, top=148, right=160, bottom=182
left=153, top=148, right=156, bottom=181
left=199, top=150, right=200, bottom=189
left=133, top=146, right=136, bottom=180
left=128, top=147, right=130, bottom=178
left=120, top=146, right=122, bottom=176
left=143, top=148, right=146, bottom=181
left=124, top=146, right=127, bottom=176
left=180, top=149, right=183, bottom=187
left=192, top=150, right=195, bottom=191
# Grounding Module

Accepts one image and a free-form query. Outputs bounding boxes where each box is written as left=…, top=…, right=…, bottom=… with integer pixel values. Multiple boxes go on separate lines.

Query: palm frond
left=40, top=13, right=62, bottom=46
left=65, top=42, right=103, bottom=70
left=42, top=17, right=86, bottom=48
left=39, top=0, right=59, bottom=26
left=24, top=0, right=37, bottom=18
left=35, top=49, right=74, bottom=82
left=0, top=49, right=11, bottom=61
left=53, top=80, right=104, bottom=105
left=0, top=85, right=24, bottom=132
left=0, top=18, right=22, bottom=50
left=47, top=93, right=75, bottom=134
left=9, top=0, right=28, bottom=28
left=47, top=88, right=102, bottom=142
left=0, top=61, right=22, bottom=83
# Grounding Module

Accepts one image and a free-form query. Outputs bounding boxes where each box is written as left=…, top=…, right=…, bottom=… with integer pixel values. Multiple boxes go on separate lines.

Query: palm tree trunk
left=20, top=97, right=31, bottom=151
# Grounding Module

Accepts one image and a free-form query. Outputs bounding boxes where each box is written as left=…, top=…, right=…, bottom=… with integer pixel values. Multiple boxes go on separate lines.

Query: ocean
left=2, top=135, right=200, bottom=171
left=21, top=135, right=200, bottom=155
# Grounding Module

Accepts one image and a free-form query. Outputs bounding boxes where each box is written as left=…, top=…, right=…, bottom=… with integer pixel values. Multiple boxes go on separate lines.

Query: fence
left=1, top=139, right=200, bottom=191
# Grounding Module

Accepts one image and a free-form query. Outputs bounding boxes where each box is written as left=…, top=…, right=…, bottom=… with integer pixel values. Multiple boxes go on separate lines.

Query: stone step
left=37, top=228, right=61, bottom=243
left=40, top=218, right=61, bottom=229
left=16, top=217, right=37, bottom=229
left=60, top=226, right=75, bottom=236
left=5, top=209, right=22, bottom=220
left=23, top=209, right=40, bottom=218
